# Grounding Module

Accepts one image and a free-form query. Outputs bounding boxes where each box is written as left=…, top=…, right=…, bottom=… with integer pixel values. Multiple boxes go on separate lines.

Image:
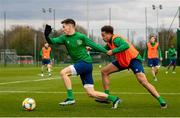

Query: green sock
left=104, top=90, right=110, bottom=95
left=107, top=95, right=117, bottom=102
left=67, top=89, right=74, bottom=100
left=157, top=96, right=166, bottom=105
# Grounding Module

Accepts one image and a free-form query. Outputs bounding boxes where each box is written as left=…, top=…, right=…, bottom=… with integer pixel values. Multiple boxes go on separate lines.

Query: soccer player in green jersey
left=44, top=19, right=121, bottom=109
left=166, top=45, right=177, bottom=74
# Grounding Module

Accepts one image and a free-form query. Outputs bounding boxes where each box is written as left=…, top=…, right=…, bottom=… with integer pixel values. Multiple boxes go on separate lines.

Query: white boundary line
left=0, top=78, right=59, bottom=85
left=0, top=91, right=180, bottom=95
left=0, top=73, right=102, bottom=86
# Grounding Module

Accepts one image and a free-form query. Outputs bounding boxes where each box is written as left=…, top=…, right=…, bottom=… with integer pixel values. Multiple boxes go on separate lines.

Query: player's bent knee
left=101, top=68, right=108, bottom=75
left=60, top=70, right=66, bottom=77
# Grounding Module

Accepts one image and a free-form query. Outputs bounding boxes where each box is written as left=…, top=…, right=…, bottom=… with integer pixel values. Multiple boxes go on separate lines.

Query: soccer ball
left=99, top=65, right=102, bottom=68
left=22, top=98, right=36, bottom=111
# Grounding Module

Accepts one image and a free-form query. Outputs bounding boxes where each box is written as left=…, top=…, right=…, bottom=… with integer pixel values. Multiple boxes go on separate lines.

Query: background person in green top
left=44, top=19, right=121, bottom=109
left=166, top=45, right=177, bottom=74
left=143, top=36, right=162, bottom=81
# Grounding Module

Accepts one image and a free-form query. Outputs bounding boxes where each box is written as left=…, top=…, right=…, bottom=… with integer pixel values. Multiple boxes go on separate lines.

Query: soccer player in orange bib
left=95, top=25, right=167, bottom=109
left=40, top=42, right=53, bottom=77
left=143, top=35, right=162, bottom=81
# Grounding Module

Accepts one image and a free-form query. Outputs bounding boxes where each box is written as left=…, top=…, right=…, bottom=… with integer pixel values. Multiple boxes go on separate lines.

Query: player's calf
left=85, top=87, right=121, bottom=109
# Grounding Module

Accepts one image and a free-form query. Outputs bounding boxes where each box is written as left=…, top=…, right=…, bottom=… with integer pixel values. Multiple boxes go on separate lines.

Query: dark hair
left=61, top=18, right=76, bottom=26
left=149, top=35, right=156, bottom=39
left=101, top=25, right=114, bottom=34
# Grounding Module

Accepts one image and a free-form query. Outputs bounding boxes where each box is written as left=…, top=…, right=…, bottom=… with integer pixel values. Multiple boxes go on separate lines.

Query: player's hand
left=107, top=50, right=113, bottom=56
left=160, top=58, right=163, bottom=61
left=44, top=24, right=53, bottom=44
left=44, top=24, right=52, bottom=35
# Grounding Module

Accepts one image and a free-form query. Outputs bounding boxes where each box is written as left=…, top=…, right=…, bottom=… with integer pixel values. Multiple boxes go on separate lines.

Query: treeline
left=0, top=25, right=177, bottom=63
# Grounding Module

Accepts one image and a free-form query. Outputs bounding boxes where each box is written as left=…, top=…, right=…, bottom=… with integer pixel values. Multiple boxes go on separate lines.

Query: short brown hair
left=149, top=35, right=156, bottom=39
left=61, top=18, right=76, bottom=26
left=101, top=25, right=114, bottom=34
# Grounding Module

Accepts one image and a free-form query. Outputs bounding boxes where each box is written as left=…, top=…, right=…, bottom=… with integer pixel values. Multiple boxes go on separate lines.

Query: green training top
left=48, top=32, right=108, bottom=63
left=104, top=37, right=143, bottom=62
left=143, top=42, right=162, bottom=59
left=167, top=48, right=176, bottom=59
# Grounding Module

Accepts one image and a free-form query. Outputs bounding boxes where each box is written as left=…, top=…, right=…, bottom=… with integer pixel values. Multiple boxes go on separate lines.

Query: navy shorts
left=169, top=59, right=176, bottom=65
left=42, top=59, right=51, bottom=65
left=73, top=61, right=94, bottom=86
left=148, top=58, right=159, bottom=67
left=112, top=59, right=144, bottom=74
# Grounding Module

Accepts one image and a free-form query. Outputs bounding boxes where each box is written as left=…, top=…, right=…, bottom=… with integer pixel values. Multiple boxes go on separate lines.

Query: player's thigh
left=60, top=66, right=73, bottom=76
left=101, top=63, right=119, bottom=75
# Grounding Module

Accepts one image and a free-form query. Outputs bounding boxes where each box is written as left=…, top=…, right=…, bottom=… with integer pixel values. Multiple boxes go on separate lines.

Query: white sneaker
left=41, top=74, right=44, bottom=77
left=59, top=99, right=75, bottom=106
left=112, top=98, right=121, bottom=109
left=165, top=71, right=168, bottom=74
left=154, top=77, right=158, bottom=81
left=48, top=73, right=52, bottom=77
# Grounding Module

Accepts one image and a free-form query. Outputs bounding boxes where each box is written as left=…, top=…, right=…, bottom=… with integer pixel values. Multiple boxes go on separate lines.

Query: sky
left=0, top=0, right=179, bottom=40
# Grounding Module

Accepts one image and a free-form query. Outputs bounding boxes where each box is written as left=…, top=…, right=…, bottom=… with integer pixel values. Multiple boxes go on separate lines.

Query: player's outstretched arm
left=89, top=44, right=110, bottom=53
left=84, top=35, right=108, bottom=53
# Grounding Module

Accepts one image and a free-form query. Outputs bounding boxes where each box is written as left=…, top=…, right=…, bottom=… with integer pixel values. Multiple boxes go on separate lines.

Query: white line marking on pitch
left=0, top=78, right=59, bottom=85
left=0, top=73, right=102, bottom=86
left=0, top=91, right=180, bottom=95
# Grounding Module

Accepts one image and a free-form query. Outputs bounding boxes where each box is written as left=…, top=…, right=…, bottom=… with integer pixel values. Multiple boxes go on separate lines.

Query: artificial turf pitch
left=0, top=64, right=180, bottom=117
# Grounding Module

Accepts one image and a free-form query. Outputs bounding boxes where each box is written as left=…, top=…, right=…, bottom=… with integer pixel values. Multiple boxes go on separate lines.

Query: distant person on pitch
left=40, top=42, right=53, bottom=77
left=166, top=44, right=177, bottom=74
left=143, top=36, right=162, bottom=81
